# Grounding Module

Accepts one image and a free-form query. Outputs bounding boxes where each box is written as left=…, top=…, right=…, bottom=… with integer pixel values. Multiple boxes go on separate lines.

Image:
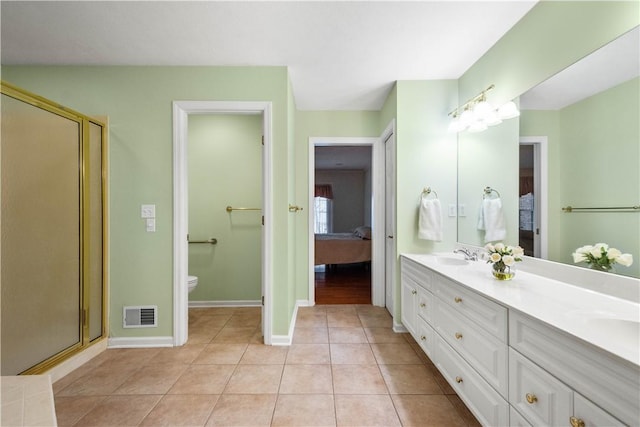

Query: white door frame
left=308, top=137, right=385, bottom=307
left=172, top=101, right=273, bottom=346
left=519, top=136, right=548, bottom=259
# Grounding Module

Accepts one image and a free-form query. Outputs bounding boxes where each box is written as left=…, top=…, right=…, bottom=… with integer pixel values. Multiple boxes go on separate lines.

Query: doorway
left=173, top=101, right=273, bottom=346
left=519, top=137, right=548, bottom=259
left=307, top=137, right=385, bottom=307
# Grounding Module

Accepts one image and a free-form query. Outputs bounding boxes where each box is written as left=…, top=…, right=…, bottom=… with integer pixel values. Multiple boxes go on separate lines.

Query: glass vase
left=492, top=263, right=516, bottom=281
left=589, top=263, right=615, bottom=273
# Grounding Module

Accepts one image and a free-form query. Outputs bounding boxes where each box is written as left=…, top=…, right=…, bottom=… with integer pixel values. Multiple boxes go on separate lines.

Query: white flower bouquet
left=485, top=243, right=524, bottom=280
left=572, top=243, right=633, bottom=272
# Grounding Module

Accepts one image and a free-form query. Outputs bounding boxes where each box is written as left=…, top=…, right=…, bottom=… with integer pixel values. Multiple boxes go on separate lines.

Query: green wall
left=1, top=66, right=294, bottom=337
left=188, top=114, right=263, bottom=301
left=521, top=78, right=640, bottom=277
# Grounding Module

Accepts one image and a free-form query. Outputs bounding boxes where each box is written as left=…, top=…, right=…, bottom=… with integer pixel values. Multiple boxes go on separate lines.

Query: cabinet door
left=573, top=393, right=625, bottom=427
left=509, top=349, right=573, bottom=426
left=400, top=279, right=417, bottom=336
left=415, top=316, right=435, bottom=359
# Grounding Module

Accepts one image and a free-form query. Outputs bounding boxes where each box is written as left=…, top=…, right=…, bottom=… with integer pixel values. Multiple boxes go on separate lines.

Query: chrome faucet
left=454, top=248, right=478, bottom=261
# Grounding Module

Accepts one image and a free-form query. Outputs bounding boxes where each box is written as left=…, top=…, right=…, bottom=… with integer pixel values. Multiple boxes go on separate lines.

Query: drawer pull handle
left=420, top=303, right=426, bottom=308
left=455, top=376, right=463, bottom=383
left=454, top=297, right=462, bottom=303
left=525, top=393, right=538, bottom=404
left=412, top=290, right=417, bottom=295
left=455, top=332, right=463, bottom=340
left=420, top=335, right=426, bottom=341
left=570, top=416, right=585, bottom=427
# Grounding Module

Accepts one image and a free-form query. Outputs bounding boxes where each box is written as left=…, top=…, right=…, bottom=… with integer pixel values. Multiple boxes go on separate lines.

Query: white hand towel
left=418, top=197, right=443, bottom=241
left=481, top=198, right=506, bottom=242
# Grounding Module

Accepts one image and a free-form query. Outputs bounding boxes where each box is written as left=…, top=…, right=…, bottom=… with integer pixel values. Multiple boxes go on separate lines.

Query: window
left=314, top=197, right=332, bottom=234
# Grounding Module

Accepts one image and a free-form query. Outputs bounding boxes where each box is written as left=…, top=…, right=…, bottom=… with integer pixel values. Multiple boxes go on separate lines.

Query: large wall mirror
left=457, top=26, right=639, bottom=279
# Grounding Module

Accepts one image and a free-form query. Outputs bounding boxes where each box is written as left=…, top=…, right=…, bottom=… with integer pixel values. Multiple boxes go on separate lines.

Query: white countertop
left=402, top=253, right=640, bottom=367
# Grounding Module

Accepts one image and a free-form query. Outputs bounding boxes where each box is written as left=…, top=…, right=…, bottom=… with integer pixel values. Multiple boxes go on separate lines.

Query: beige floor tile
left=194, top=343, right=248, bottom=364
left=327, top=312, right=362, bottom=328
left=188, top=329, right=222, bottom=345
left=224, top=364, right=283, bottom=394
left=371, top=342, right=424, bottom=364
left=330, top=343, right=377, bottom=364
left=239, top=344, right=288, bottom=364
left=148, top=344, right=206, bottom=364
left=279, top=364, right=333, bottom=394
left=169, top=364, right=236, bottom=394
left=140, top=394, right=218, bottom=426
left=328, top=327, right=368, bottom=343
left=286, top=344, right=331, bottom=364
left=113, top=364, right=188, bottom=395
left=56, top=363, right=140, bottom=396
left=433, top=367, right=457, bottom=394
left=332, top=365, right=388, bottom=394
left=226, top=313, right=261, bottom=328
left=74, top=395, right=162, bottom=426
left=191, top=314, right=233, bottom=330
left=54, top=396, right=106, bottom=426
left=206, top=394, right=277, bottom=427
left=379, top=364, right=443, bottom=394
left=392, top=394, right=467, bottom=427
left=292, top=327, right=329, bottom=344
left=212, top=327, right=259, bottom=343
left=335, top=394, right=401, bottom=426
left=295, top=312, right=328, bottom=328
left=355, top=305, right=389, bottom=316
left=271, top=394, right=336, bottom=426
left=325, top=305, right=357, bottom=314
left=298, top=305, right=327, bottom=314
left=358, top=313, right=393, bottom=328
left=364, top=327, right=407, bottom=343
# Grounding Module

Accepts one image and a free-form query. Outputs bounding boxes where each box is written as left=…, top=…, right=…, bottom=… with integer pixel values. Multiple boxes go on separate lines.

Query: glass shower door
left=1, top=93, right=82, bottom=375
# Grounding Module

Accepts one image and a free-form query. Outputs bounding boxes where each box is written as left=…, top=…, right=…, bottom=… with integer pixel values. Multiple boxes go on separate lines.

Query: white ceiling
left=0, top=0, right=538, bottom=111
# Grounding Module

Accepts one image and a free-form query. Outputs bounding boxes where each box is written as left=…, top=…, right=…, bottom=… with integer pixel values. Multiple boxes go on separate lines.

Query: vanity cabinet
left=399, top=255, right=637, bottom=427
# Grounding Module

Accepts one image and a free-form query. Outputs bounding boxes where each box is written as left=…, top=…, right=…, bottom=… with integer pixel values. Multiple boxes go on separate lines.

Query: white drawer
left=435, top=299, right=508, bottom=398
left=510, top=311, right=639, bottom=426
left=509, top=406, right=533, bottom=427
left=573, top=392, right=625, bottom=427
left=415, top=316, right=436, bottom=359
left=416, top=286, right=433, bottom=325
left=434, top=275, right=507, bottom=341
left=401, top=257, right=433, bottom=292
left=509, top=348, right=573, bottom=426
left=435, top=335, right=509, bottom=427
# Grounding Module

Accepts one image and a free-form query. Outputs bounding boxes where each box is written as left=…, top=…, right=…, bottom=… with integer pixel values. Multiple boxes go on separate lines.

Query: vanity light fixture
left=448, top=84, right=519, bottom=133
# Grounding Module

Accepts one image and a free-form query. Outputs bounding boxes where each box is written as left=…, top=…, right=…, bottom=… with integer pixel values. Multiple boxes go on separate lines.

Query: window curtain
left=315, top=184, right=333, bottom=199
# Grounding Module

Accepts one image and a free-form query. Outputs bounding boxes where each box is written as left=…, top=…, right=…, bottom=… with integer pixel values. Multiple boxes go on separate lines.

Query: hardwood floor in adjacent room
left=315, top=263, right=371, bottom=305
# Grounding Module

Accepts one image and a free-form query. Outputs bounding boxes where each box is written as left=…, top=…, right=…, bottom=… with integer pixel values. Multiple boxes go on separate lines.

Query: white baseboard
left=108, top=336, right=174, bottom=348
left=393, top=321, right=408, bottom=333
left=270, top=300, right=309, bottom=346
left=188, top=300, right=261, bottom=308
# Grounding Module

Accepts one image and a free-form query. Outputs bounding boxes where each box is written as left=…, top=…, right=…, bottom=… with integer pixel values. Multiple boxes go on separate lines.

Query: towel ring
left=422, top=187, right=439, bottom=199
left=483, top=187, right=500, bottom=199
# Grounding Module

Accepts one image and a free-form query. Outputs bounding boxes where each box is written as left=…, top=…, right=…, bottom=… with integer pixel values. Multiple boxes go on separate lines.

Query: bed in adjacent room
left=314, top=226, right=372, bottom=265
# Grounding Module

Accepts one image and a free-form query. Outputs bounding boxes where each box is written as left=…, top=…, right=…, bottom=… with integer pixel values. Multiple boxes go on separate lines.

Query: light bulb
left=468, top=120, right=487, bottom=133
left=473, top=100, right=494, bottom=121
left=484, top=110, right=502, bottom=126
left=459, top=108, right=474, bottom=127
left=498, top=101, right=520, bottom=119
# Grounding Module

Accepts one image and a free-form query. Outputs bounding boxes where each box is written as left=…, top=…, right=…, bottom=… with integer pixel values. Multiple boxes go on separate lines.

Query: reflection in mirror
left=458, top=26, right=640, bottom=278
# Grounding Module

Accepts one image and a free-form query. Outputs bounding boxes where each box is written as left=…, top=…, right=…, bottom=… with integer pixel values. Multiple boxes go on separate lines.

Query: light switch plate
left=458, top=204, right=467, bottom=217
left=448, top=204, right=457, bottom=217
left=146, top=218, right=156, bottom=232
left=141, top=204, right=156, bottom=218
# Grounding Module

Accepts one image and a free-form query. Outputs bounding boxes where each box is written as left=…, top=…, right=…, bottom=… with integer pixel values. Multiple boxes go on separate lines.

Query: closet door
left=1, top=93, right=82, bottom=375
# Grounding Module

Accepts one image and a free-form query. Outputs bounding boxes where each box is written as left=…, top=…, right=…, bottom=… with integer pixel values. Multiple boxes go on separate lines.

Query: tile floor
left=53, top=305, right=480, bottom=426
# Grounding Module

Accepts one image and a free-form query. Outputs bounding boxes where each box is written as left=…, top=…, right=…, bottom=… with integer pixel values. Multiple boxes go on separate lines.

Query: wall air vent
left=123, top=305, right=157, bottom=328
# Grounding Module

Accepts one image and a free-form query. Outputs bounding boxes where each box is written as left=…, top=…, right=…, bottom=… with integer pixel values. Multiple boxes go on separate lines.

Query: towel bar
left=188, top=238, right=218, bottom=244
left=226, top=206, right=261, bottom=212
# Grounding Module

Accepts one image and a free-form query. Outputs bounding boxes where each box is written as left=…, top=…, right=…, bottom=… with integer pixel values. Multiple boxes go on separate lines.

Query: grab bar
left=226, top=206, right=261, bottom=212
left=562, top=205, right=639, bottom=212
left=188, top=238, right=218, bottom=244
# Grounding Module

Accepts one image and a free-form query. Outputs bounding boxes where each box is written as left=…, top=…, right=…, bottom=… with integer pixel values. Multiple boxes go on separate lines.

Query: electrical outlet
left=458, top=204, right=467, bottom=217
left=448, top=204, right=457, bottom=217
left=141, top=204, right=156, bottom=218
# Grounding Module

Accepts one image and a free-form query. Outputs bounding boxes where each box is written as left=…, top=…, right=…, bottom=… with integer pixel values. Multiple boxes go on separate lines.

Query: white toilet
left=187, top=275, right=198, bottom=293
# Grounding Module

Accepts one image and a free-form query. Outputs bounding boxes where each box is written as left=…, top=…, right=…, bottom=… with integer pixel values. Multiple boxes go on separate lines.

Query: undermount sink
left=435, top=256, right=469, bottom=266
